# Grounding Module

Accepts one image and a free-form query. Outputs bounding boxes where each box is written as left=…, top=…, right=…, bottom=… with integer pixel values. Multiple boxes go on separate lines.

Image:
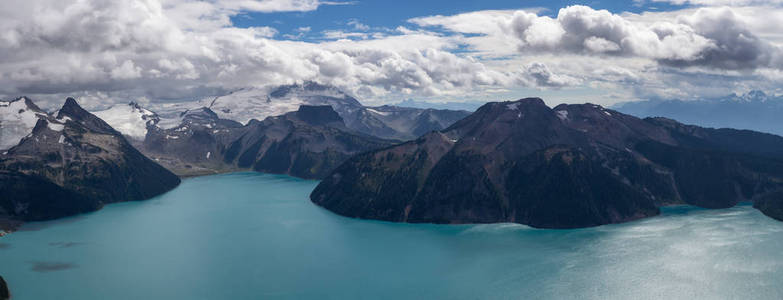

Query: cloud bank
left=0, top=0, right=781, bottom=109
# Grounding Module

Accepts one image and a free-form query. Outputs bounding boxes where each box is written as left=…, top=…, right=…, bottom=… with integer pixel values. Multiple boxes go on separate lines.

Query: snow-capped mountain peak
left=729, top=90, right=771, bottom=103
left=202, top=81, right=363, bottom=125
left=0, top=97, right=49, bottom=150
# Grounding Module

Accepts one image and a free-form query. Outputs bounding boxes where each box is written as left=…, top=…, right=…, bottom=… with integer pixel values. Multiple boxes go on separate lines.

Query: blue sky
left=232, top=0, right=687, bottom=42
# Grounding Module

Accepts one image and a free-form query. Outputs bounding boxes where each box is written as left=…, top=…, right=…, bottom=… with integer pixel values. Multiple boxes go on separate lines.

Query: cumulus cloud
left=413, top=5, right=783, bottom=70
left=523, top=62, right=582, bottom=87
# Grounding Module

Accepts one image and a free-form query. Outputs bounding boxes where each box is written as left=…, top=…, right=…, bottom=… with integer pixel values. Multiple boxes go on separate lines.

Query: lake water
left=1, top=172, right=783, bottom=299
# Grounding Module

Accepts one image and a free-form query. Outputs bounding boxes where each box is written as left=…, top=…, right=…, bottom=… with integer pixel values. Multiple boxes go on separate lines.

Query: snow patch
left=367, top=108, right=391, bottom=116
left=47, top=121, right=65, bottom=132
left=206, top=151, right=211, bottom=159
left=603, top=110, right=612, bottom=116
left=166, top=135, right=180, bottom=140
left=556, top=110, right=569, bottom=121
left=58, top=135, right=65, bottom=144
left=507, top=103, right=520, bottom=110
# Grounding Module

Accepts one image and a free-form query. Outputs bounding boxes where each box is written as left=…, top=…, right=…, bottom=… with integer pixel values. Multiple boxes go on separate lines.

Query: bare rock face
left=311, top=98, right=783, bottom=229
left=142, top=105, right=396, bottom=179
left=0, top=98, right=180, bottom=232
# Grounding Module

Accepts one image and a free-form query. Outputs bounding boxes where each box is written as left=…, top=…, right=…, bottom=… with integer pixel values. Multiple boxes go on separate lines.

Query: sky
left=1, top=0, right=782, bottom=110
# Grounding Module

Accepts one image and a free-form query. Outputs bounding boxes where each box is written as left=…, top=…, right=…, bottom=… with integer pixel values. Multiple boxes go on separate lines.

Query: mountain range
left=614, top=90, right=783, bottom=136
left=312, top=98, right=783, bottom=228
left=90, top=82, right=469, bottom=177
left=3, top=85, right=783, bottom=232
left=141, top=105, right=395, bottom=178
left=0, top=83, right=470, bottom=233
left=137, top=82, right=470, bottom=142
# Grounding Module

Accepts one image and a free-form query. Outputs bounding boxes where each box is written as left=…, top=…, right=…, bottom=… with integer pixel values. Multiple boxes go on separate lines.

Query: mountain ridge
left=311, top=97, right=783, bottom=228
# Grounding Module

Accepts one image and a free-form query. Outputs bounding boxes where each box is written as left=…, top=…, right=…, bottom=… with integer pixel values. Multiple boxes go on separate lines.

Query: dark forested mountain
left=614, top=90, right=783, bottom=136
left=0, top=98, right=180, bottom=233
left=311, top=98, right=783, bottom=229
left=142, top=105, right=396, bottom=179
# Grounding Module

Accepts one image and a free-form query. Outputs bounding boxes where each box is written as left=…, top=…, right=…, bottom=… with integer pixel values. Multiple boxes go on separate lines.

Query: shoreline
left=0, top=172, right=763, bottom=239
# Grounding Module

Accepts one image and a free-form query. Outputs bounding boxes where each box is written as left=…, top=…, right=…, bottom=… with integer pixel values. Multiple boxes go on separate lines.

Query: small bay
left=1, top=172, right=782, bottom=299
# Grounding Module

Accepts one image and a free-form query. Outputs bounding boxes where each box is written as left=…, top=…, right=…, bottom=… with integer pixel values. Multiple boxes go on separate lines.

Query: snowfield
left=93, top=103, right=160, bottom=140
left=201, top=85, right=361, bottom=125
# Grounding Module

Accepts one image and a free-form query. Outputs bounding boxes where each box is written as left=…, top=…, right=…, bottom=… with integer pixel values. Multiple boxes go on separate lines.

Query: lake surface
left=2, top=172, right=783, bottom=299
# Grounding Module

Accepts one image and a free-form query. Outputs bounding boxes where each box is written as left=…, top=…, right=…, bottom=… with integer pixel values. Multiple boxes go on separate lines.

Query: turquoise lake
left=2, top=172, right=783, bottom=299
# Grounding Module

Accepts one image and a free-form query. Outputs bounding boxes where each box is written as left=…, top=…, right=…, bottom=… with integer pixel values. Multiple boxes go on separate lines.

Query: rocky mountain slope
left=614, top=90, right=783, bottom=136
left=0, top=98, right=180, bottom=233
left=141, top=105, right=396, bottom=179
left=311, top=98, right=783, bottom=229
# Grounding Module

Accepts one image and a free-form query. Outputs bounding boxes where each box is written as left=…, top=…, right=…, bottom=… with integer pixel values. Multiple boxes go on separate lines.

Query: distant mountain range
left=312, top=98, right=783, bottom=228
left=141, top=82, right=471, bottom=141
left=614, top=90, right=783, bottom=136
left=89, top=82, right=469, bottom=177
left=395, top=99, right=484, bottom=112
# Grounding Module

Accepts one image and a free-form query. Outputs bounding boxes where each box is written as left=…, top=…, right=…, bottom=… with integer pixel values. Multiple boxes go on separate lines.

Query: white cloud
left=207, top=0, right=353, bottom=13
left=347, top=19, right=370, bottom=31
left=648, top=0, right=783, bottom=6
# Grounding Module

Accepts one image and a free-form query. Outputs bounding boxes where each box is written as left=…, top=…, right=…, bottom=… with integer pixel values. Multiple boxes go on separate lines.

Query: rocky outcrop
left=142, top=105, right=396, bottom=179
left=0, top=98, right=180, bottom=232
left=0, top=275, right=8, bottom=300
left=311, top=98, right=783, bottom=228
